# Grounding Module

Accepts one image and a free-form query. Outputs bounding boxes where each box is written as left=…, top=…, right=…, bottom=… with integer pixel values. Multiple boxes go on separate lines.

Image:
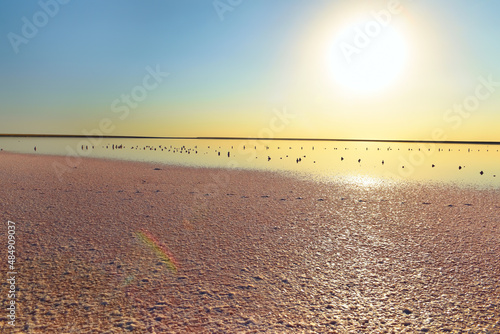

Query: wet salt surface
left=0, top=152, right=499, bottom=333
left=1, top=136, right=500, bottom=189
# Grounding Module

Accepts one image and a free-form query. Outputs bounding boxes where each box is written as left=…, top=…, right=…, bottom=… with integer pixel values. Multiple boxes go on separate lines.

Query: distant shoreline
left=0, top=134, right=499, bottom=145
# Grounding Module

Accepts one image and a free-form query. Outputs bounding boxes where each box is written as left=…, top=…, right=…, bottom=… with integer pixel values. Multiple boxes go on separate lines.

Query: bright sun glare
left=329, top=19, right=409, bottom=95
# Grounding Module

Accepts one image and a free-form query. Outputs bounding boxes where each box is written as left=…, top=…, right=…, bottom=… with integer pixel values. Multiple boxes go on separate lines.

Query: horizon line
left=0, top=134, right=499, bottom=145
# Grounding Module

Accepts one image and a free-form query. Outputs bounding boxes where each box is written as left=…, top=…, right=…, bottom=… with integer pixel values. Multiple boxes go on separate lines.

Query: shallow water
left=1, top=136, right=499, bottom=188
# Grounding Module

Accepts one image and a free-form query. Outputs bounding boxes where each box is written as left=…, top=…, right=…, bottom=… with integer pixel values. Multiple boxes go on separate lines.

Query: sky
left=0, top=0, right=499, bottom=141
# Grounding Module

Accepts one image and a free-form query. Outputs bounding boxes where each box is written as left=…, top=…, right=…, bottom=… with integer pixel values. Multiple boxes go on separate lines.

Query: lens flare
left=135, top=229, right=179, bottom=273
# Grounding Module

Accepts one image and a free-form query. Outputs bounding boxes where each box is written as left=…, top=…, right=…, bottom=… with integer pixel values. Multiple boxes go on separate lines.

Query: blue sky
left=1, top=0, right=499, bottom=140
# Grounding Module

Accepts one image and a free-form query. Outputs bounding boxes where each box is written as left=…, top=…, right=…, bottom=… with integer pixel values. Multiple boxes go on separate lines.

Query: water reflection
left=1, top=137, right=499, bottom=188
left=340, top=175, right=386, bottom=188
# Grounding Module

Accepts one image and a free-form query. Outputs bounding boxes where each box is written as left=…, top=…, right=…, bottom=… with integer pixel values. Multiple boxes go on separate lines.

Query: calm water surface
left=1, top=137, right=499, bottom=188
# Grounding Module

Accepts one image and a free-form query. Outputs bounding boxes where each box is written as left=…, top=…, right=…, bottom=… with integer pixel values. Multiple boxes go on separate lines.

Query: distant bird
left=358, top=159, right=361, bottom=163
left=382, top=160, right=384, bottom=165
left=480, top=171, right=484, bottom=175
left=432, top=164, right=435, bottom=168
left=268, top=156, right=271, bottom=161
left=458, top=166, right=462, bottom=170
left=341, top=157, right=344, bottom=161
left=34, top=146, right=36, bottom=152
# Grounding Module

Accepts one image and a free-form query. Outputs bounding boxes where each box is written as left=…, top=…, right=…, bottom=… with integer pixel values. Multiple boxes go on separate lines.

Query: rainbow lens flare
left=135, top=229, right=179, bottom=273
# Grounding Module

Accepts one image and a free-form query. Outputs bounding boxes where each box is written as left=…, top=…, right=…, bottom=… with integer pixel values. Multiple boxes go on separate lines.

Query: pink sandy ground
left=0, top=152, right=499, bottom=333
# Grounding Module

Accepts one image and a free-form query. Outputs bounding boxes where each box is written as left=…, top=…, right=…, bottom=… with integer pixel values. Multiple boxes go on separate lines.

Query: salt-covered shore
left=0, top=152, right=499, bottom=333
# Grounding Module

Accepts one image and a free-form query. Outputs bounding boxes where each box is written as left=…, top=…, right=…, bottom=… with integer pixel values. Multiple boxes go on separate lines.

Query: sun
left=328, top=19, right=410, bottom=95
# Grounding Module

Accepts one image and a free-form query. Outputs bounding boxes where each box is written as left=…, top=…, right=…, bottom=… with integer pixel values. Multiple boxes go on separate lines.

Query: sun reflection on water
left=344, top=175, right=383, bottom=187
